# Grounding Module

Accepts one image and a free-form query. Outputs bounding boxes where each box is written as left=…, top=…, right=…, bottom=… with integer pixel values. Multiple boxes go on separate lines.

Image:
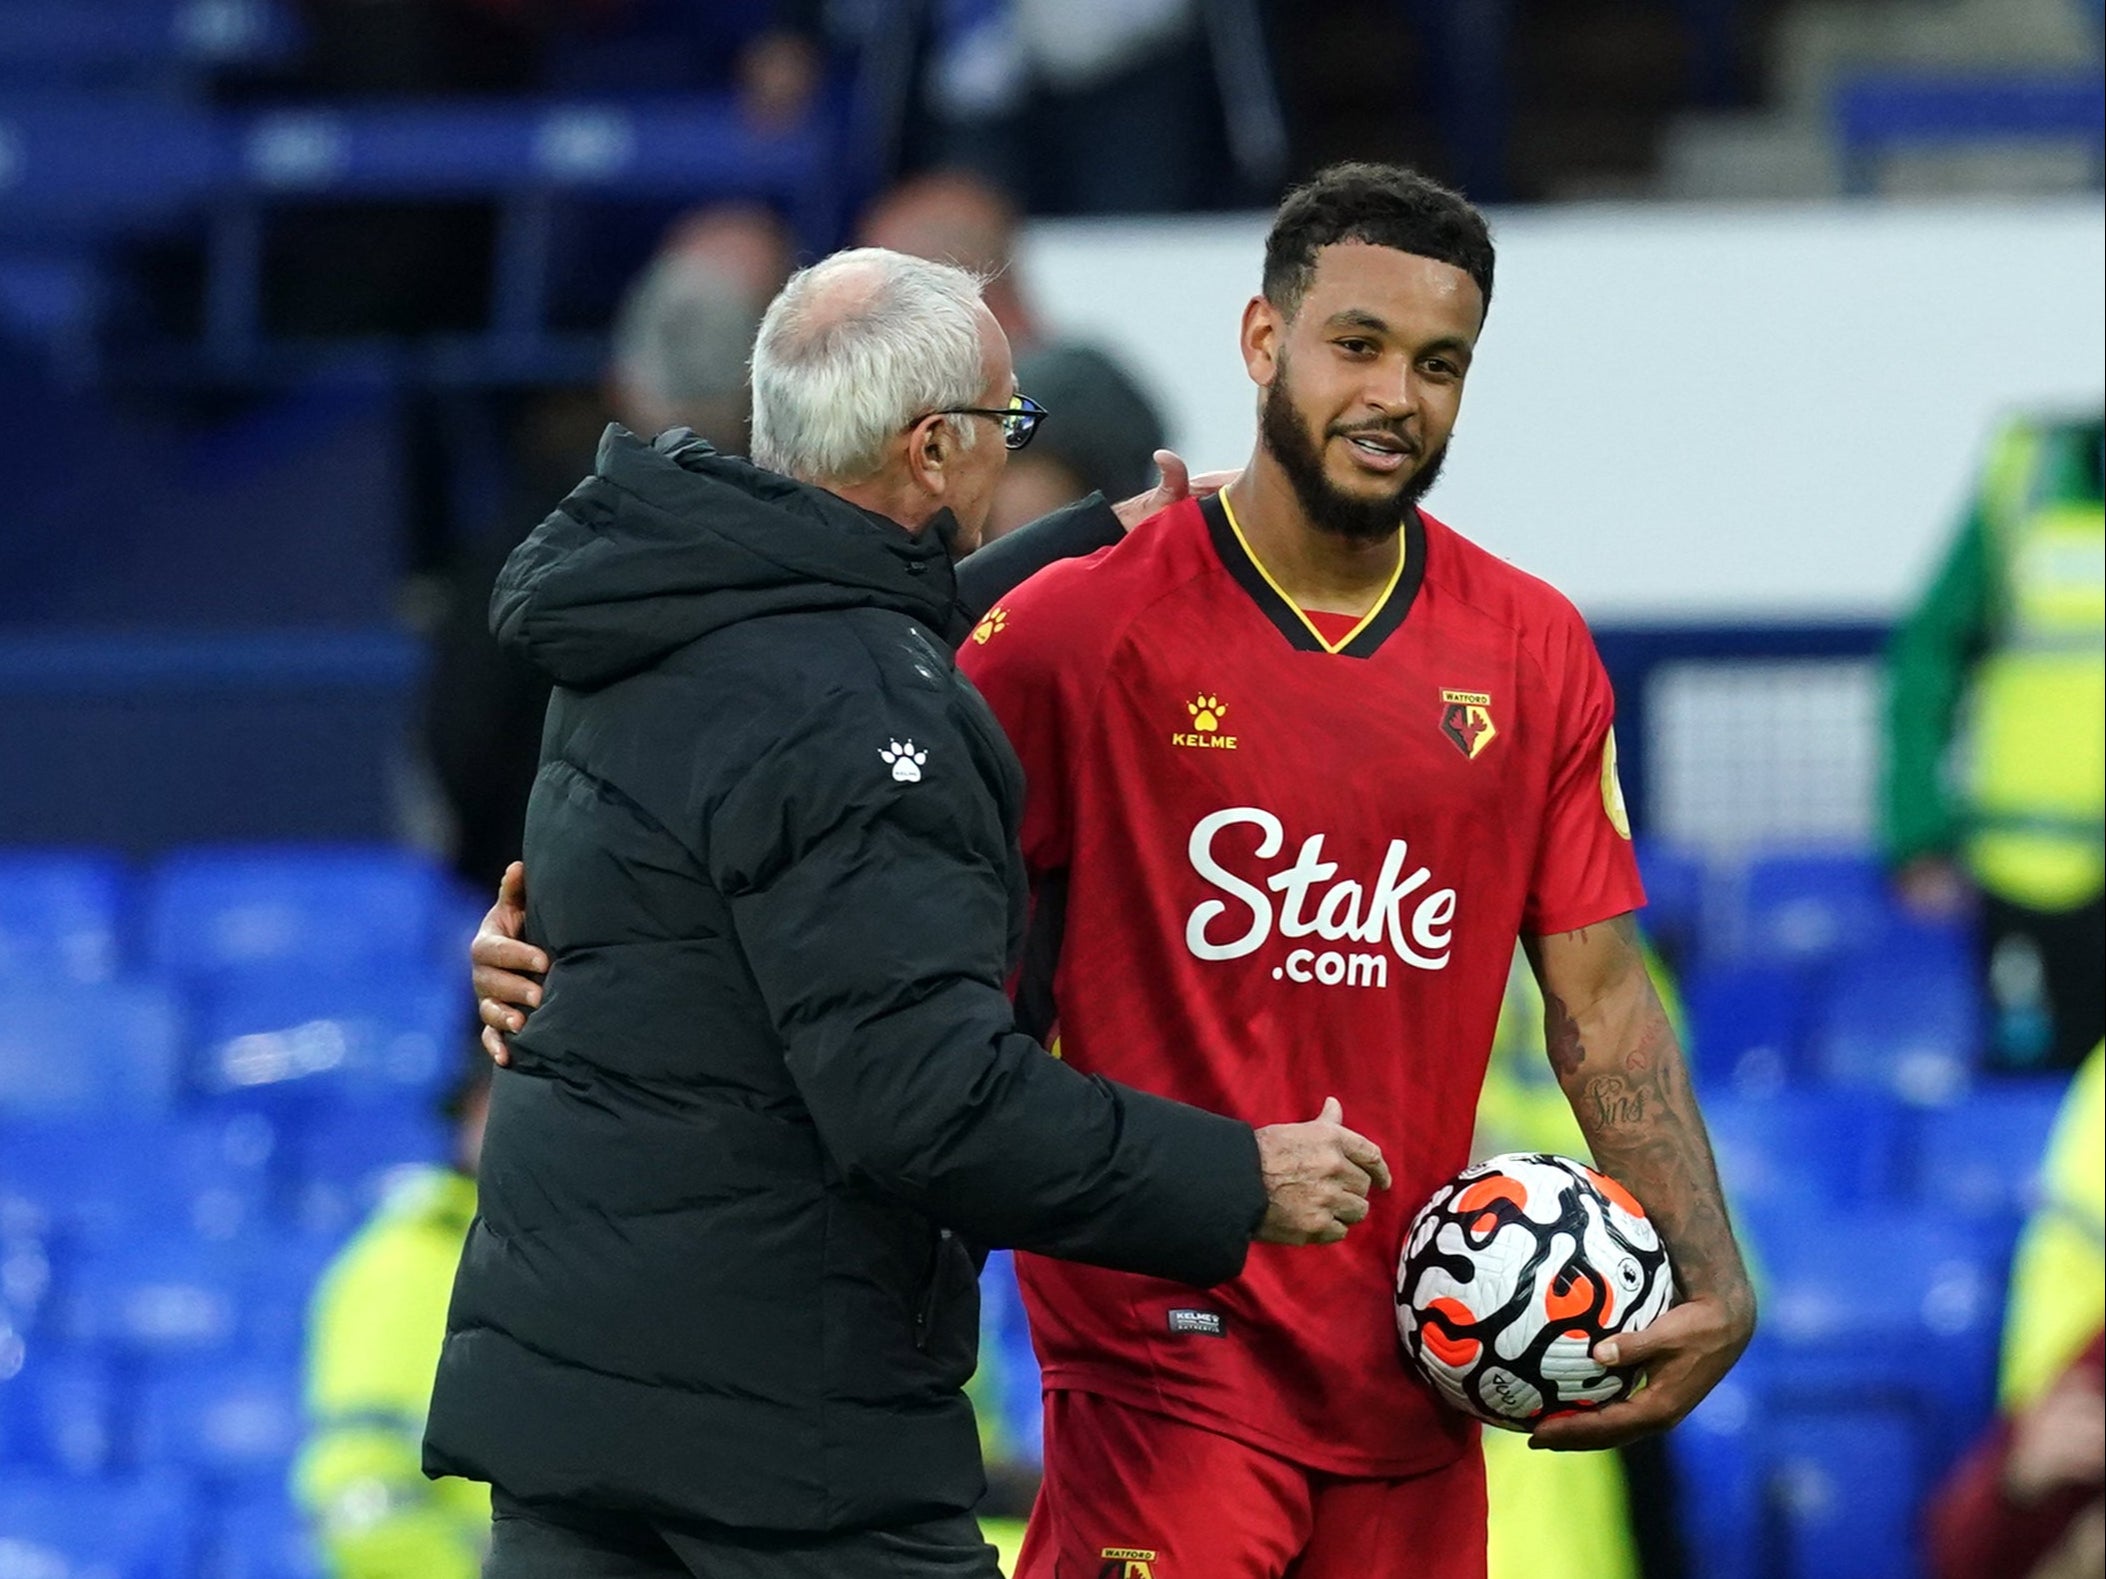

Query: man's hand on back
left=1252, top=1098, right=1391, bottom=1245
left=473, top=861, right=546, bottom=1067
left=1111, top=449, right=1241, bottom=533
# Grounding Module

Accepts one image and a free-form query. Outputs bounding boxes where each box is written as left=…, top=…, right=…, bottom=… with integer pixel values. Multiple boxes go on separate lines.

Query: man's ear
left=1241, top=294, right=1282, bottom=388
left=905, top=413, right=953, bottom=496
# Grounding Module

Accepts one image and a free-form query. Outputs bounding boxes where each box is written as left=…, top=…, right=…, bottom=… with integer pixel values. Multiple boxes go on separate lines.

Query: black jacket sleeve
left=953, top=494, right=1123, bottom=623
left=706, top=683, right=1264, bottom=1288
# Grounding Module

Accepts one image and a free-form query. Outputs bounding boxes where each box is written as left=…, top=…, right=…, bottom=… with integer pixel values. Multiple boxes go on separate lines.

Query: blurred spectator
left=922, top=0, right=1247, bottom=213
left=418, top=207, right=789, bottom=887
left=858, top=172, right=1045, bottom=350
left=1883, top=411, right=2105, bottom=1073
left=854, top=171, right=1174, bottom=545
left=1926, top=1331, right=2105, bottom=1579
left=985, top=345, right=1169, bottom=543
left=294, top=1052, right=494, bottom=1579
left=607, top=205, right=796, bottom=445
left=2000, top=1043, right=2105, bottom=1415
left=1473, top=943, right=1690, bottom=1579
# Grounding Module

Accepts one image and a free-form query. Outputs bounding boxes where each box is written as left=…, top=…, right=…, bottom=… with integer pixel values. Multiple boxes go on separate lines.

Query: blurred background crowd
left=0, top=2, right=2100, bottom=1578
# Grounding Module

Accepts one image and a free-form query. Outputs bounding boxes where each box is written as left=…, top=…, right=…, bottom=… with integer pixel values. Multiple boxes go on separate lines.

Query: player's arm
left=1521, top=913, right=1756, bottom=1451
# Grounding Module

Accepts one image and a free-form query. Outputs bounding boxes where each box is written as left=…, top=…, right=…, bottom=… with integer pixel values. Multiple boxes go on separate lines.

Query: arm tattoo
left=1544, top=991, right=1587, bottom=1078
left=1539, top=919, right=1754, bottom=1324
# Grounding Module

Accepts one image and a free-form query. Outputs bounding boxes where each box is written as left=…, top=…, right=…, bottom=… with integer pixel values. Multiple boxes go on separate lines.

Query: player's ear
left=1242, top=294, right=1281, bottom=388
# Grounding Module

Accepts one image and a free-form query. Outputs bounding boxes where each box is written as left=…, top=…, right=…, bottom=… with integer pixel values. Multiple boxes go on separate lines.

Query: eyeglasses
left=920, top=392, right=1048, bottom=451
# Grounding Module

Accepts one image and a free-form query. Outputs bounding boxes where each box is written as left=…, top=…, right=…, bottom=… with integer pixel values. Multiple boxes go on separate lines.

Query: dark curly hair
left=1262, top=163, right=1495, bottom=321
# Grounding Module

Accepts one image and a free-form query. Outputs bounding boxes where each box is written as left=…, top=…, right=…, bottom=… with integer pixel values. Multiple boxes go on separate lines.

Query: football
left=1395, top=1153, right=1675, bottom=1429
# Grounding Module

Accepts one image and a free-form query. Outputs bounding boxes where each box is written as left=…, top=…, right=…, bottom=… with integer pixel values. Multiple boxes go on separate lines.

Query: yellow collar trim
left=1216, top=491, right=1406, bottom=656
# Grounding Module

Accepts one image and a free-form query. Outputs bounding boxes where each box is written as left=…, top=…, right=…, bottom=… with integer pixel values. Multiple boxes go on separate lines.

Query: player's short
left=1013, top=1389, right=1487, bottom=1579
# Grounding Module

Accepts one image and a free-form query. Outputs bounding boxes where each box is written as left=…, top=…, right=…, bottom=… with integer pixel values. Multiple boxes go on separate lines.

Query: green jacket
left=295, top=1166, right=488, bottom=1579
left=1883, top=413, right=2105, bottom=909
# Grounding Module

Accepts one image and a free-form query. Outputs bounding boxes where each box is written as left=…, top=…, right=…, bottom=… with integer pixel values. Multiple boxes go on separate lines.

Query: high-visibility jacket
left=294, top=1166, right=488, bottom=1579
left=1999, top=1043, right=2105, bottom=1412
left=1886, top=413, right=2105, bottom=911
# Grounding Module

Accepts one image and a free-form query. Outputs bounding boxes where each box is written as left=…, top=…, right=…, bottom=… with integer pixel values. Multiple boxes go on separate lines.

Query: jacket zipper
left=913, top=1227, right=953, bottom=1352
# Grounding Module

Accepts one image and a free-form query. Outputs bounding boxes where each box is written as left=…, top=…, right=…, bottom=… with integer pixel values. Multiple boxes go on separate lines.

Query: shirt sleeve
left=955, top=573, right=1088, bottom=877
left=1524, top=610, right=1648, bottom=937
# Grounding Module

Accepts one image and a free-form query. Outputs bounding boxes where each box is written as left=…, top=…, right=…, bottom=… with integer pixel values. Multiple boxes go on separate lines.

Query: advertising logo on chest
left=1184, top=806, right=1458, bottom=989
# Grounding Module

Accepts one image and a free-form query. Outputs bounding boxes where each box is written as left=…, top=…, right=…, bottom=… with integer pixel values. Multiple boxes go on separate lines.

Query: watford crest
left=1440, top=690, right=1497, bottom=760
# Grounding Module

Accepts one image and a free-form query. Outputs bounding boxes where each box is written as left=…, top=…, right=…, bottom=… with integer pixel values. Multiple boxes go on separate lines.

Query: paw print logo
left=1187, top=695, right=1226, bottom=733
left=880, top=740, right=927, bottom=783
left=971, top=607, right=1008, bottom=645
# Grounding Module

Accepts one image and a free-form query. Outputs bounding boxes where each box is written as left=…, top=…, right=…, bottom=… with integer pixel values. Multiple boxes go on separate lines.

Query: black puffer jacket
left=422, top=428, right=1266, bottom=1534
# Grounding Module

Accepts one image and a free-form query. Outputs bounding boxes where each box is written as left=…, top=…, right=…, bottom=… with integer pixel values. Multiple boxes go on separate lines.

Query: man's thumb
left=1154, top=448, right=1190, bottom=499
left=1317, top=1095, right=1343, bottom=1125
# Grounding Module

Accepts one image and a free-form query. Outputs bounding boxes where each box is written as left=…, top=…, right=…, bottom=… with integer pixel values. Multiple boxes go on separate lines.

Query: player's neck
left=1224, top=459, right=1403, bottom=618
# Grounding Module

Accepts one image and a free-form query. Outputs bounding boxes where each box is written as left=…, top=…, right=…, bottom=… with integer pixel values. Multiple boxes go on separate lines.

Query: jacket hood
left=491, top=426, right=965, bottom=688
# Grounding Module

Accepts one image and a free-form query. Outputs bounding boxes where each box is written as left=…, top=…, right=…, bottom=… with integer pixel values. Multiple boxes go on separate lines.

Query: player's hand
left=1253, top=1097, right=1392, bottom=1245
left=1110, top=449, right=1240, bottom=532
left=473, top=861, right=546, bottom=1067
left=1525, top=1291, right=1755, bottom=1451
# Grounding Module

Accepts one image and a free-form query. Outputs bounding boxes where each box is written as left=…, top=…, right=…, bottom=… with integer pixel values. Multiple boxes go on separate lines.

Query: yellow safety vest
left=294, top=1166, right=489, bottom=1579
left=1964, top=420, right=2106, bottom=911
left=1999, top=1043, right=2105, bottom=1412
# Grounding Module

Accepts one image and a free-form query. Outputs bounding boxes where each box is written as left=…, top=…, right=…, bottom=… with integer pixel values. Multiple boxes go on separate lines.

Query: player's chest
left=1086, top=609, right=1540, bottom=830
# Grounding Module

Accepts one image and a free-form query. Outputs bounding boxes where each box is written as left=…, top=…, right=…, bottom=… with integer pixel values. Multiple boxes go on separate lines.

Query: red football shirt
left=959, top=492, right=1645, bottom=1477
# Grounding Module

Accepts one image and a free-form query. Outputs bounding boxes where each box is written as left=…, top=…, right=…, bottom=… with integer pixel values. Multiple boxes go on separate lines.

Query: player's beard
left=1259, top=361, right=1446, bottom=545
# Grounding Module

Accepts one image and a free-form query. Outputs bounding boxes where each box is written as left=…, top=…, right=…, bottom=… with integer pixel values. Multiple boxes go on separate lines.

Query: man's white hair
left=749, top=247, right=990, bottom=485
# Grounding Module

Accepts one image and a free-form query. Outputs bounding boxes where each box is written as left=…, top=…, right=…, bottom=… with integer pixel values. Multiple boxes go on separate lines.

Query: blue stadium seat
left=0, top=1473, right=195, bottom=1579
left=1666, top=1370, right=1768, bottom=1579
left=0, top=1346, right=121, bottom=1476
left=1766, top=1405, right=1926, bottom=1579
left=55, top=1236, right=245, bottom=1359
left=143, top=844, right=447, bottom=986
left=0, top=981, right=182, bottom=1118
left=1683, top=961, right=1810, bottom=1091
left=1701, top=1087, right=1906, bottom=1209
left=0, top=848, right=127, bottom=984
left=1742, top=1202, right=2004, bottom=1464
left=207, top=1493, right=327, bottom=1579
left=1808, top=942, right=1981, bottom=1104
left=0, top=1112, right=280, bottom=1247
left=1907, top=1076, right=2070, bottom=1221
left=192, top=971, right=458, bottom=1117
left=225, top=1227, right=344, bottom=1360
left=1835, top=69, right=2106, bottom=193
left=284, top=1115, right=451, bottom=1239
left=1729, top=848, right=1890, bottom=965
left=134, top=1356, right=304, bottom=1489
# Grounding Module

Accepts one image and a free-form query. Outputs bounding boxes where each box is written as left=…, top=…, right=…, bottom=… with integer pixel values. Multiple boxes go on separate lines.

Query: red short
left=1013, top=1389, right=1487, bottom=1579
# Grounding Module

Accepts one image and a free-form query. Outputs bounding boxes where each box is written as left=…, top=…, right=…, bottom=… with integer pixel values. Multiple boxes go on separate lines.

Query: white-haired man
left=421, top=247, right=1390, bottom=1579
